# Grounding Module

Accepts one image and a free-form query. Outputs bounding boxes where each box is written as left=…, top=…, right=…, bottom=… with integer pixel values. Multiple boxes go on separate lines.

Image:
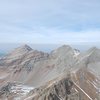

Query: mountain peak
left=20, top=44, right=32, bottom=51
left=87, top=47, right=99, bottom=54
left=10, top=44, right=32, bottom=55
left=15, top=44, right=32, bottom=51
left=54, top=45, right=72, bottom=52
left=50, top=45, right=73, bottom=57
left=59, top=45, right=72, bottom=49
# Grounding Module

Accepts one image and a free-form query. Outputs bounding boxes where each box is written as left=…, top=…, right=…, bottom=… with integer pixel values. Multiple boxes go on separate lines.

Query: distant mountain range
left=0, top=44, right=100, bottom=100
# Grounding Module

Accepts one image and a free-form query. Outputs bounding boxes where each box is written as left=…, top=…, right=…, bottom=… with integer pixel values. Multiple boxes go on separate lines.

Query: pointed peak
left=51, top=45, right=73, bottom=55
left=88, top=46, right=99, bottom=53
left=11, top=44, right=32, bottom=55
left=57, top=45, right=72, bottom=50
left=20, top=44, right=32, bottom=51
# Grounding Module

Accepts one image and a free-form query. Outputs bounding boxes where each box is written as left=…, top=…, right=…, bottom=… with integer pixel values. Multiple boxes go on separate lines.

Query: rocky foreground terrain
left=0, top=44, right=100, bottom=100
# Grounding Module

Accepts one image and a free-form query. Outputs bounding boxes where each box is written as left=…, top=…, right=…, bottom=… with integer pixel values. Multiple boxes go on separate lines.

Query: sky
left=0, top=0, right=100, bottom=45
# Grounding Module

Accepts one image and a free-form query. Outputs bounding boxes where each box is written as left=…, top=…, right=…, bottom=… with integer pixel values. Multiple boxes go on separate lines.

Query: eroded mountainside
left=0, top=44, right=100, bottom=100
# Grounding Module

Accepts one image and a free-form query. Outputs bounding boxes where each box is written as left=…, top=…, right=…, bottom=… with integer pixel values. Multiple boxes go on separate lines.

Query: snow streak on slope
left=0, top=82, right=34, bottom=100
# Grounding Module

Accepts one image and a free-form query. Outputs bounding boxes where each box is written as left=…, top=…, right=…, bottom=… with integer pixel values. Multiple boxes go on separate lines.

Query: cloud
left=0, top=0, right=100, bottom=44
left=0, top=26, right=100, bottom=44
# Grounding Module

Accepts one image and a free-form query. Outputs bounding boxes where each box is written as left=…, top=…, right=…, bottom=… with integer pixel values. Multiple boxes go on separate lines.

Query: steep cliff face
left=32, top=79, right=73, bottom=100
left=24, top=75, right=79, bottom=100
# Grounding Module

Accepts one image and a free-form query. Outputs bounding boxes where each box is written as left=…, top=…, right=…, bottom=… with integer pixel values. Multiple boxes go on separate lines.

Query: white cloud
left=0, top=26, right=100, bottom=44
left=0, top=0, right=100, bottom=44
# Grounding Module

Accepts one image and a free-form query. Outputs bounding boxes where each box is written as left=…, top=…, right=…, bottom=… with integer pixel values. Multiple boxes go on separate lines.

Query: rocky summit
left=0, top=44, right=100, bottom=100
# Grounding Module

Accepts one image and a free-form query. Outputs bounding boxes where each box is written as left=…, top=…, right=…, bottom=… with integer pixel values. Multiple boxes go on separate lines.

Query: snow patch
left=73, top=49, right=80, bottom=57
left=11, top=84, right=34, bottom=95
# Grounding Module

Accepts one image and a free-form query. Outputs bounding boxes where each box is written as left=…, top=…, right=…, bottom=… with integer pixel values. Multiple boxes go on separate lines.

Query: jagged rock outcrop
left=0, top=82, right=12, bottom=97
left=23, top=74, right=79, bottom=100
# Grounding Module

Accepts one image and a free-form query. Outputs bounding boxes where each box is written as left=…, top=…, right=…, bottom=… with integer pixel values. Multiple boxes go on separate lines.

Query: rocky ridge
left=0, top=44, right=100, bottom=100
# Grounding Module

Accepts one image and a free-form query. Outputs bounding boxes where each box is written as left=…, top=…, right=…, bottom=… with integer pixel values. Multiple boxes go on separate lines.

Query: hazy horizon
left=0, top=43, right=100, bottom=54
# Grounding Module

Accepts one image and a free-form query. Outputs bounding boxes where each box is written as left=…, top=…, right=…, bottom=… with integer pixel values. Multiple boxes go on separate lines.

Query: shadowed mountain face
left=0, top=44, right=100, bottom=100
